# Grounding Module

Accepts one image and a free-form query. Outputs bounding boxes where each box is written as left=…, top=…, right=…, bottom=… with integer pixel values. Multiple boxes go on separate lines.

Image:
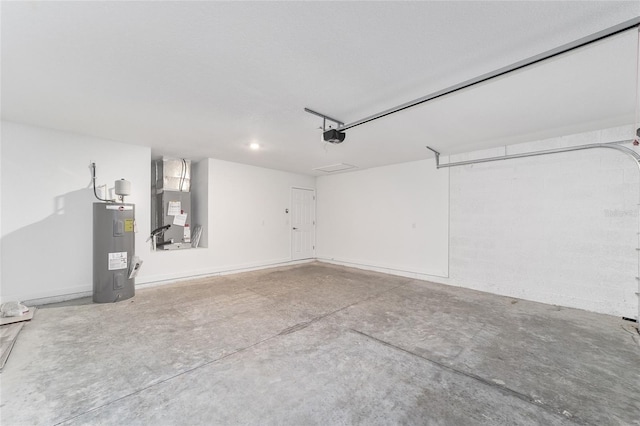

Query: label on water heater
left=124, top=219, right=134, bottom=232
left=108, top=252, right=128, bottom=270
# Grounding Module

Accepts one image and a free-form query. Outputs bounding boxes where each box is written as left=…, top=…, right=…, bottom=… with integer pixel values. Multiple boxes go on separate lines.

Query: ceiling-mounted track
left=305, top=17, right=640, bottom=133
left=426, top=139, right=640, bottom=169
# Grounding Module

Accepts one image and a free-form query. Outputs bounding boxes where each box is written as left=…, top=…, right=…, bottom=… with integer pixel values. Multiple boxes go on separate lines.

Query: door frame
left=290, top=186, right=316, bottom=260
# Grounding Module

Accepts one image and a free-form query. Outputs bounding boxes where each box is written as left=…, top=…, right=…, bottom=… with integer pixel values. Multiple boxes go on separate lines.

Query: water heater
left=93, top=203, right=135, bottom=303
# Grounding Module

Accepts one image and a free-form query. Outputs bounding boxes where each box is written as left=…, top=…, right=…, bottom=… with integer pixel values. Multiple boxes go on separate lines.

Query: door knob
left=293, top=227, right=298, bottom=230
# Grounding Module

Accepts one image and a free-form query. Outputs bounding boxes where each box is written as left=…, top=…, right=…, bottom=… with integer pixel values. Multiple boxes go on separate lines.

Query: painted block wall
left=317, top=126, right=638, bottom=318
left=444, top=126, right=638, bottom=318
left=0, top=122, right=315, bottom=302
left=316, top=159, right=450, bottom=277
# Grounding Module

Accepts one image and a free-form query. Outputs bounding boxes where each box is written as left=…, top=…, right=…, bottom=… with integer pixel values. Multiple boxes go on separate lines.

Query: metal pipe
left=337, top=17, right=640, bottom=132
left=427, top=140, right=640, bottom=168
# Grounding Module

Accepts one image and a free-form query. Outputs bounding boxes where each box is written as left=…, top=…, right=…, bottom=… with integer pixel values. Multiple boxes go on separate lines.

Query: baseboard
left=316, top=257, right=448, bottom=281
left=9, top=286, right=93, bottom=307
left=136, top=258, right=315, bottom=290
left=22, top=290, right=93, bottom=307
left=19, top=258, right=315, bottom=306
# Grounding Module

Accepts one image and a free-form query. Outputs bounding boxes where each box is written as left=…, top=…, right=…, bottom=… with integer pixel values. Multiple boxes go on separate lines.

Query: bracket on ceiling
left=426, top=146, right=440, bottom=166
left=304, top=108, right=344, bottom=130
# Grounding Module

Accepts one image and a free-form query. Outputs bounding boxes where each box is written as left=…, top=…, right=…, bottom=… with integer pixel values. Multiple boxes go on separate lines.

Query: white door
left=291, top=188, right=315, bottom=260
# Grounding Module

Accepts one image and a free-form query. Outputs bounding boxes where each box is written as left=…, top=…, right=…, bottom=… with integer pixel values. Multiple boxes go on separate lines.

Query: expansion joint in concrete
left=349, top=329, right=588, bottom=426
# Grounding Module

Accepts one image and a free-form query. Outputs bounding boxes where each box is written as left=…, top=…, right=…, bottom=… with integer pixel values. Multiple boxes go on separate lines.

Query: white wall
left=210, top=159, right=315, bottom=267
left=0, top=122, right=315, bottom=302
left=316, top=159, right=450, bottom=277
left=317, top=126, right=638, bottom=318
left=190, top=159, right=209, bottom=248
left=444, top=126, right=638, bottom=318
left=0, top=121, right=151, bottom=302
left=3, top=121, right=637, bottom=318
left=138, top=158, right=315, bottom=284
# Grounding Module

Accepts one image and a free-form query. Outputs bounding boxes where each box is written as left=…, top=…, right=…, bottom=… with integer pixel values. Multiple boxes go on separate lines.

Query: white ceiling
left=2, top=1, right=639, bottom=176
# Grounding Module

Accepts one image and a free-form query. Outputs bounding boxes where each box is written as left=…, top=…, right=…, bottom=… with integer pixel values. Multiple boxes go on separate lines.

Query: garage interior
left=1, top=2, right=640, bottom=425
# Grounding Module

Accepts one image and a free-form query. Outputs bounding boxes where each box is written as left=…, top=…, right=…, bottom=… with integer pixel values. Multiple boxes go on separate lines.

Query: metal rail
left=304, top=108, right=344, bottom=127
left=426, top=140, right=640, bottom=169
left=428, top=139, right=640, bottom=327
left=305, top=17, right=640, bottom=132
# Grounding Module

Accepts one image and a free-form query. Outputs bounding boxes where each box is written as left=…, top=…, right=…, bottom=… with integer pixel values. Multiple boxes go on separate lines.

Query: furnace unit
left=152, top=158, right=192, bottom=250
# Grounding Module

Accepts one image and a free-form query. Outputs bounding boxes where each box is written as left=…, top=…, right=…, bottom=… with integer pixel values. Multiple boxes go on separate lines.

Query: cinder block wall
left=446, top=126, right=638, bottom=317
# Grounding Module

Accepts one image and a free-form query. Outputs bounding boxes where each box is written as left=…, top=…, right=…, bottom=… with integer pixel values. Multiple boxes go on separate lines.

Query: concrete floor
left=1, top=262, right=639, bottom=425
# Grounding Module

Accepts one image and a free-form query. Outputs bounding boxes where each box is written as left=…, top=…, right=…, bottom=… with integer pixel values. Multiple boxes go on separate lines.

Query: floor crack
left=349, top=328, right=588, bottom=426
left=272, top=281, right=409, bottom=338
left=54, top=281, right=411, bottom=425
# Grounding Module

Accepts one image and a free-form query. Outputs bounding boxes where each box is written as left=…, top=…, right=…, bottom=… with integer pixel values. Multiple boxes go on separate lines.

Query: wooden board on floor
left=0, top=322, right=25, bottom=371
left=0, top=307, right=36, bottom=326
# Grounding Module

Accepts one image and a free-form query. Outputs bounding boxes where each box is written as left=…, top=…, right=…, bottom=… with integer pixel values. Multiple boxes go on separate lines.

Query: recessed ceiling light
left=250, top=142, right=260, bottom=150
